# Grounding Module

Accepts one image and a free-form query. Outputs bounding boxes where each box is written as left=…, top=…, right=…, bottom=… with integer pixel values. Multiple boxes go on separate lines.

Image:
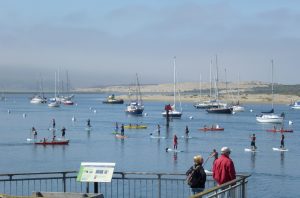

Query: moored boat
left=103, top=94, right=124, bottom=104
left=291, top=101, right=300, bottom=109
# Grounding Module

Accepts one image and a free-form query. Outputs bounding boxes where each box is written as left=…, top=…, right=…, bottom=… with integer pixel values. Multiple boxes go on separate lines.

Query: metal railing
left=0, top=171, right=249, bottom=198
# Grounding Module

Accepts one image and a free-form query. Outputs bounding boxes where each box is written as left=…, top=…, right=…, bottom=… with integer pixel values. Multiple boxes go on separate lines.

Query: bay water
left=0, top=93, right=299, bottom=198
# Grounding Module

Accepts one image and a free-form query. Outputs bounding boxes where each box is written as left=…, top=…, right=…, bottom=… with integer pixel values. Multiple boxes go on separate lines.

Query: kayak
left=115, top=134, right=128, bottom=139
left=266, top=129, right=293, bottom=133
left=124, top=125, right=147, bottom=129
left=199, top=127, right=224, bottom=131
left=35, top=139, right=69, bottom=145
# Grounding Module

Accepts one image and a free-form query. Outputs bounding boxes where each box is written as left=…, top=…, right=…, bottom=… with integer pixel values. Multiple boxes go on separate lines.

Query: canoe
left=124, top=125, right=147, bottom=129
left=266, top=129, right=293, bottom=133
left=35, top=139, right=69, bottom=145
left=199, top=127, right=224, bottom=131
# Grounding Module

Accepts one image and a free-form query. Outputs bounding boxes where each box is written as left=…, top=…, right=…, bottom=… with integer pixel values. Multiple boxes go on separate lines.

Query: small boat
left=30, top=95, right=47, bottom=104
left=291, top=101, right=300, bottom=109
left=199, top=124, right=224, bottom=131
left=124, top=125, right=147, bottom=129
left=103, top=94, right=124, bottom=104
left=266, top=129, right=293, bottom=133
left=62, top=100, right=74, bottom=105
left=48, top=100, right=60, bottom=108
left=34, top=139, right=69, bottom=145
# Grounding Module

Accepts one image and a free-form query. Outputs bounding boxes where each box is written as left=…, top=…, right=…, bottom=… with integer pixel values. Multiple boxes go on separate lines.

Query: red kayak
left=35, top=139, right=69, bottom=145
left=266, top=129, right=293, bottom=133
left=199, top=127, right=224, bottom=131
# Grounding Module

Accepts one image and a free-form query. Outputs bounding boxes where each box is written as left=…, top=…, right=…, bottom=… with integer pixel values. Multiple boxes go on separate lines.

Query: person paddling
left=32, top=127, right=37, bottom=139
left=280, top=134, right=285, bottom=148
left=173, top=134, right=178, bottom=150
left=157, top=124, right=161, bottom=136
left=61, top=127, right=66, bottom=138
left=250, top=134, right=257, bottom=150
left=87, top=119, right=91, bottom=127
left=185, top=125, right=189, bottom=137
left=121, top=124, right=125, bottom=136
left=209, top=149, right=219, bottom=163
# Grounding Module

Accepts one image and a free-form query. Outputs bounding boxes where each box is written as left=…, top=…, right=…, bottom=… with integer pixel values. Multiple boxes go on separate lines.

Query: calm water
left=0, top=93, right=299, bottom=198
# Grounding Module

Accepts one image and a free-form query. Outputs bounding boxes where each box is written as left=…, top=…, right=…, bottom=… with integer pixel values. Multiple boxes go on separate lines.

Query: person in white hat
left=212, top=147, right=236, bottom=185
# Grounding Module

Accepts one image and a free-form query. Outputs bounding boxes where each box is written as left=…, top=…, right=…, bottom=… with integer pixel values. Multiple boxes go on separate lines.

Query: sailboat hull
left=162, top=111, right=182, bottom=118
left=256, top=114, right=283, bottom=123
left=206, top=107, right=233, bottom=114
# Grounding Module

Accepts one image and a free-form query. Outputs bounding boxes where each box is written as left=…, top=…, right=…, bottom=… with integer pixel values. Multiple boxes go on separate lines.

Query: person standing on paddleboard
left=250, top=134, right=257, bottom=150
left=173, top=134, right=178, bottom=150
left=185, top=125, right=189, bottom=137
left=121, top=124, right=125, bottom=136
left=280, top=134, right=285, bottom=148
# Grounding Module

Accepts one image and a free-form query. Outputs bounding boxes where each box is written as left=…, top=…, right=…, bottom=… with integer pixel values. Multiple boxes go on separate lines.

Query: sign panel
left=77, top=162, right=115, bottom=182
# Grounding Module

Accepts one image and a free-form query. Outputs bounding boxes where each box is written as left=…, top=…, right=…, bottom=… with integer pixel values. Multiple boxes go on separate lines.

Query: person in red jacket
left=173, top=134, right=178, bottom=150
left=212, top=147, right=236, bottom=185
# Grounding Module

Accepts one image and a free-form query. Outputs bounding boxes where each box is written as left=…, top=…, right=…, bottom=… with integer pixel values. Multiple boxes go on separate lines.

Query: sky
left=0, top=0, right=299, bottom=90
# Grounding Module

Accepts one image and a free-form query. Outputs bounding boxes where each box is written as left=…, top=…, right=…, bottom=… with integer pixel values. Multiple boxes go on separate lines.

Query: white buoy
left=250, top=109, right=253, bottom=112
left=7, top=109, right=11, bottom=114
left=72, top=116, right=76, bottom=122
left=189, top=116, right=193, bottom=120
left=23, top=113, right=27, bottom=118
left=289, top=120, right=293, bottom=125
left=144, top=113, right=148, bottom=116
left=93, top=110, right=97, bottom=113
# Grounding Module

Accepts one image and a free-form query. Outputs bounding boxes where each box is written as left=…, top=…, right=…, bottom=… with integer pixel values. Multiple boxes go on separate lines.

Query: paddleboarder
left=157, top=124, right=161, bottom=136
left=173, top=134, right=178, bottom=150
left=185, top=125, right=189, bottom=137
left=32, top=127, right=37, bottom=139
left=250, top=134, right=257, bottom=150
left=209, top=149, right=219, bottom=162
left=280, top=134, right=285, bottom=148
left=121, top=124, right=125, bottom=136
left=61, top=127, right=66, bottom=138
left=87, top=119, right=91, bottom=127
left=52, top=118, right=56, bottom=129
left=115, top=122, right=119, bottom=132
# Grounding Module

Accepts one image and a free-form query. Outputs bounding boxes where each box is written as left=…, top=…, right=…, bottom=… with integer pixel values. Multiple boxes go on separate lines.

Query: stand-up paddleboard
left=115, top=134, right=127, bottom=139
left=112, top=131, right=120, bottom=135
left=48, top=128, right=56, bottom=132
left=85, top=126, right=92, bottom=131
left=181, top=136, right=192, bottom=139
left=150, top=135, right=166, bottom=139
left=273, top=147, right=288, bottom=152
left=26, top=138, right=37, bottom=143
left=165, top=148, right=183, bottom=153
left=244, top=148, right=258, bottom=152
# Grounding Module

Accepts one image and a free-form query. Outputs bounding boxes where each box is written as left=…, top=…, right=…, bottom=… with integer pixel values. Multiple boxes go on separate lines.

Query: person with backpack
left=186, top=155, right=207, bottom=195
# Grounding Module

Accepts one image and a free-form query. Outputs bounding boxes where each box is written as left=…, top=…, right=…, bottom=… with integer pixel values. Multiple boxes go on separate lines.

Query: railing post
left=86, top=182, right=89, bottom=193
left=94, top=182, right=98, bottom=193
left=158, top=174, right=161, bottom=198
left=242, top=177, right=246, bottom=198
left=62, top=172, right=66, bottom=192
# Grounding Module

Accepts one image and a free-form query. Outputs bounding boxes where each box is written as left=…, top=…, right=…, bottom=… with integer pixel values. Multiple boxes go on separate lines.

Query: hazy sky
left=0, top=0, right=299, bottom=90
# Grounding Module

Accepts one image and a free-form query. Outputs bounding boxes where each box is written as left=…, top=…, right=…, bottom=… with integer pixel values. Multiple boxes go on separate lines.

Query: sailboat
left=162, top=57, right=182, bottom=118
left=256, top=60, right=284, bottom=123
left=206, top=57, right=232, bottom=114
left=194, top=60, right=221, bottom=109
left=232, top=74, right=245, bottom=112
left=48, top=72, right=60, bottom=108
left=125, top=74, right=144, bottom=115
left=30, top=78, right=47, bottom=104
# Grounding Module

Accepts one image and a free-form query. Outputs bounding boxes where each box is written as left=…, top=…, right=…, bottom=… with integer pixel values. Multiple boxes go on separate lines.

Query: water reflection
left=280, top=152, right=285, bottom=168
left=250, top=152, right=256, bottom=169
left=173, top=153, right=177, bottom=162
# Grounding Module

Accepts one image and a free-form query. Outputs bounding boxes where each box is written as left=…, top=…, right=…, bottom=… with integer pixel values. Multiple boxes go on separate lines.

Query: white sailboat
left=232, top=74, right=245, bottom=112
left=30, top=78, right=47, bottom=104
left=162, top=57, right=182, bottom=118
left=48, top=72, right=60, bottom=108
left=256, top=60, right=284, bottom=123
left=125, top=73, right=144, bottom=115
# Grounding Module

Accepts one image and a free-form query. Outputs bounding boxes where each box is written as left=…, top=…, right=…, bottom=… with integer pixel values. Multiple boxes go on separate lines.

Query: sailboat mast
left=135, top=73, right=143, bottom=105
left=215, top=55, right=219, bottom=101
left=271, top=59, right=274, bottom=110
left=54, top=72, right=57, bottom=98
left=173, top=56, right=176, bottom=109
left=210, top=60, right=212, bottom=100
